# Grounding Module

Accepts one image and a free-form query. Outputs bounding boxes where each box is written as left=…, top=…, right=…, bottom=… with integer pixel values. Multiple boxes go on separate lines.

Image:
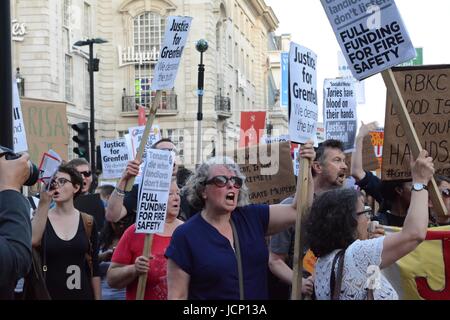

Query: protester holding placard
left=107, top=178, right=182, bottom=300
left=269, top=139, right=348, bottom=299
left=31, top=163, right=100, bottom=299
left=165, top=141, right=315, bottom=300
left=306, top=150, right=434, bottom=300
left=105, top=139, right=178, bottom=223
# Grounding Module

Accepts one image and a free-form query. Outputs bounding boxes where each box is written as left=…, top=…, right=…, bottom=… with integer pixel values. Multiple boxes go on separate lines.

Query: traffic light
left=72, top=122, right=90, bottom=162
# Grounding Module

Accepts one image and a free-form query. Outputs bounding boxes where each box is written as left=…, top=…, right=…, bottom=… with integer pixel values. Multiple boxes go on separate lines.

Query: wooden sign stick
left=291, top=156, right=311, bottom=300
left=135, top=234, right=153, bottom=300
left=125, top=90, right=162, bottom=191
left=382, top=69, right=448, bottom=217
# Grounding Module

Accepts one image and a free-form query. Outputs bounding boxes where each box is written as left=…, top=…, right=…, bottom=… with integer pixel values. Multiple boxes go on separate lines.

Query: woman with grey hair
left=166, top=141, right=315, bottom=300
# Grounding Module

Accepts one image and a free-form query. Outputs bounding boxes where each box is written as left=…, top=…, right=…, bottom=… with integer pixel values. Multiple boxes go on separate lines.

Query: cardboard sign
left=382, top=65, right=450, bottom=180
left=12, top=80, right=28, bottom=153
left=321, top=0, right=415, bottom=80
left=20, top=98, right=68, bottom=165
left=135, top=149, right=175, bottom=234
left=229, top=142, right=296, bottom=205
left=151, top=16, right=193, bottom=91
left=288, top=42, right=318, bottom=144
left=323, top=79, right=357, bottom=152
left=100, top=138, right=129, bottom=179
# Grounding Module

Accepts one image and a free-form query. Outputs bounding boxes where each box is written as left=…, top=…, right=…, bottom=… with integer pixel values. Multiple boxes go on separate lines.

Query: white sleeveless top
left=314, top=237, right=398, bottom=300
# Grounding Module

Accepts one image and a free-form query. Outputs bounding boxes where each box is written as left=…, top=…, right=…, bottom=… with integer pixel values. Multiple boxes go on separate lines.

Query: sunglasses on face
left=50, top=177, right=72, bottom=190
left=205, top=175, right=244, bottom=189
left=79, top=170, right=92, bottom=178
left=356, top=206, right=374, bottom=219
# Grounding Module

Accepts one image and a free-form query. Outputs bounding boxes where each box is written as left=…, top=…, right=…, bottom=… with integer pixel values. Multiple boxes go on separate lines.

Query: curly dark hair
left=57, top=163, right=83, bottom=198
left=305, top=188, right=361, bottom=257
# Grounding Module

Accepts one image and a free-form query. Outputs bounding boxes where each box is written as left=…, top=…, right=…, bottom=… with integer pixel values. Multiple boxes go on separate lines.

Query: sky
left=265, top=0, right=450, bottom=128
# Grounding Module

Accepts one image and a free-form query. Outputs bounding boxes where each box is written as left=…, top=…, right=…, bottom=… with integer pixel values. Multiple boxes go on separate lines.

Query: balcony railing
left=122, top=92, right=178, bottom=114
left=215, top=95, right=231, bottom=118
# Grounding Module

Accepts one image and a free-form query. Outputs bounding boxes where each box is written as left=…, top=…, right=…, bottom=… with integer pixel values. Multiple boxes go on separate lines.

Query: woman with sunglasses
left=305, top=150, right=434, bottom=300
left=31, top=163, right=101, bottom=299
left=166, top=141, right=316, bottom=300
left=106, top=177, right=183, bottom=300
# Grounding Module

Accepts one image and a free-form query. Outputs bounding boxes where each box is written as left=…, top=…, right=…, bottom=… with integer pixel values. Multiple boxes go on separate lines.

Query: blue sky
left=265, top=0, right=450, bottom=128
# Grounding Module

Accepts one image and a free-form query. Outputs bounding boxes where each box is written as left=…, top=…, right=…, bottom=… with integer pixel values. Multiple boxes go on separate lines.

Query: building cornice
left=249, top=0, right=279, bottom=32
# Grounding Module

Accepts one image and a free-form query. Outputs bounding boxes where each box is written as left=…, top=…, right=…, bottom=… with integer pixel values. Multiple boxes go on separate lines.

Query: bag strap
left=330, top=249, right=346, bottom=300
left=80, top=212, right=94, bottom=277
left=230, top=219, right=244, bottom=300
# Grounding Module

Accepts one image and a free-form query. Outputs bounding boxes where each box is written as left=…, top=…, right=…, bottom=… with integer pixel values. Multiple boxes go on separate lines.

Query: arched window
left=133, top=12, right=165, bottom=107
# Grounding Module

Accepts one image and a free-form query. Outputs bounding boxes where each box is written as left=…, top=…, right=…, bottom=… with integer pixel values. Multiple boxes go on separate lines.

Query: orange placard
left=302, top=249, right=317, bottom=275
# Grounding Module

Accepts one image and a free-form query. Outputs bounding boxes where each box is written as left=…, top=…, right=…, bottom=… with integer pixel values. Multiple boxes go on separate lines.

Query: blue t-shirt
left=165, top=204, right=270, bottom=300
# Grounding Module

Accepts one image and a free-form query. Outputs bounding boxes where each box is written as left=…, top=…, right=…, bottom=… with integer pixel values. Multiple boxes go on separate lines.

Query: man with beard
left=269, top=139, right=347, bottom=299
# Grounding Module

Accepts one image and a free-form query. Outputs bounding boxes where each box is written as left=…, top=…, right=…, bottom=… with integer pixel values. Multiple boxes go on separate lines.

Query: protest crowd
left=1, top=0, right=450, bottom=302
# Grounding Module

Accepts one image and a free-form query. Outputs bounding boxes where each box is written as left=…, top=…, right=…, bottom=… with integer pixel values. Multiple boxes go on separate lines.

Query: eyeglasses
left=356, top=206, right=374, bottom=219
left=79, top=170, right=92, bottom=178
left=442, top=189, right=450, bottom=198
left=50, top=177, right=73, bottom=190
left=205, top=175, right=244, bottom=189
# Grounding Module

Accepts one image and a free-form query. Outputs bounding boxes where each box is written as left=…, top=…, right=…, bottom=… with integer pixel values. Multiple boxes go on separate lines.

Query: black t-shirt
left=43, top=216, right=99, bottom=300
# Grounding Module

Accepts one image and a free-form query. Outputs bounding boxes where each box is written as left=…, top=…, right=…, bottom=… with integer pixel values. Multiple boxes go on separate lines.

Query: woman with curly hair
left=306, top=150, right=434, bottom=300
left=165, top=141, right=316, bottom=300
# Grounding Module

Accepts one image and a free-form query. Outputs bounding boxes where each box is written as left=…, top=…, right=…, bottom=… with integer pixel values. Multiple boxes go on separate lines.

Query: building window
left=228, top=36, right=232, bottom=64
left=165, top=129, right=184, bottom=162
left=133, top=12, right=165, bottom=107
left=63, top=0, right=71, bottom=27
left=83, top=2, right=91, bottom=38
left=65, top=54, right=73, bottom=102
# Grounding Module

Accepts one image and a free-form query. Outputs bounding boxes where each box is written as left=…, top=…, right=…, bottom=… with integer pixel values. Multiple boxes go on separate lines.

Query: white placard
left=37, top=150, right=62, bottom=189
left=323, top=79, right=357, bottom=153
left=100, top=138, right=129, bottom=179
left=12, top=80, right=28, bottom=153
left=288, top=42, right=318, bottom=144
left=128, top=125, right=161, bottom=160
left=337, top=51, right=366, bottom=104
left=321, top=0, right=416, bottom=80
left=263, top=134, right=290, bottom=145
left=151, top=16, right=193, bottom=91
left=135, top=149, right=175, bottom=234
left=293, top=147, right=300, bottom=177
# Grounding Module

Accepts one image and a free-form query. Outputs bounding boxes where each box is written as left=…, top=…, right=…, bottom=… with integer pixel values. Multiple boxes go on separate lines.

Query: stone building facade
left=12, top=0, right=286, bottom=169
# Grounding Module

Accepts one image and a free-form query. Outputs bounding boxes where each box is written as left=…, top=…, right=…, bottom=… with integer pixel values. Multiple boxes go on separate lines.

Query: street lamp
left=195, top=39, right=208, bottom=166
left=74, top=38, right=108, bottom=175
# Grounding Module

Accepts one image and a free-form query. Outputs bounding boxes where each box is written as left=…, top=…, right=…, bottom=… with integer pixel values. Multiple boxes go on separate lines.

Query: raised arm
left=105, top=159, right=141, bottom=222
left=351, top=121, right=378, bottom=181
left=267, top=141, right=315, bottom=235
left=31, top=186, right=54, bottom=247
left=380, top=150, right=434, bottom=269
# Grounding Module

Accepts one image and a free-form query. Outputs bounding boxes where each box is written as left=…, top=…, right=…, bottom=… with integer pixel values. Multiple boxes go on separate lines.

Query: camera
left=0, top=145, right=39, bottom=186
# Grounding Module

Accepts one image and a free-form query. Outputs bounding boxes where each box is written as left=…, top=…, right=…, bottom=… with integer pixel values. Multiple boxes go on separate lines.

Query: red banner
left=138, top=105, right=147, bottom=126
left=239, top=111, right=266, bottom=147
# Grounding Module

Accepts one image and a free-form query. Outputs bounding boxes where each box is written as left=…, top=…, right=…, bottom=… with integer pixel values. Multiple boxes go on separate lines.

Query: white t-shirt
left=314, top=237, right=398, bottom=300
